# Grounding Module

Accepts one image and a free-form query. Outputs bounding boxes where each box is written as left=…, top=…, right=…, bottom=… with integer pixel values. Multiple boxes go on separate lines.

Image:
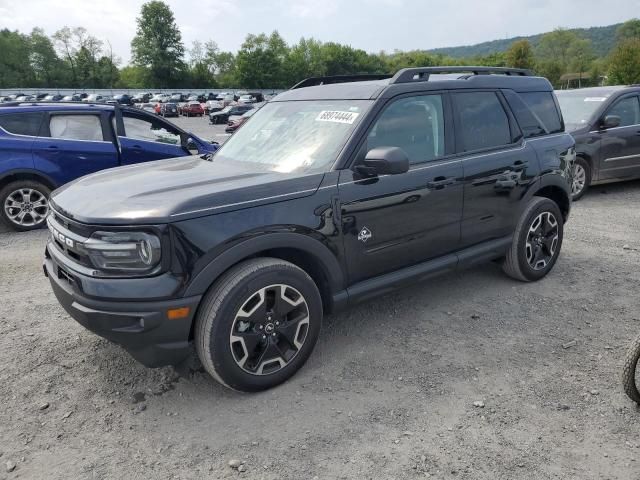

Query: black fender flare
left=183, top=232, right=345, bottom=298
left=522, top=174, right=571, bottom=218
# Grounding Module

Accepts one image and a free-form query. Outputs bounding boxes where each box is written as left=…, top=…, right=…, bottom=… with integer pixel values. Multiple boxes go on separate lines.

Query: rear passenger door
left=0, top=112, right=43, bottom=172
left=597, top=94, right=640, bottom=181
left=32, top=111, right=119, bottom=185
left=453, top=90, right=538, bottom=248
left=116, top=110, right=188, bottom=165
left=339, top=93, right=463, bottom=284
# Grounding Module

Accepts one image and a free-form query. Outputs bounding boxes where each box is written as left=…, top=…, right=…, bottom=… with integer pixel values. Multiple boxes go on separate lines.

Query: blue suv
left=0, top=102, right=217, bottom=231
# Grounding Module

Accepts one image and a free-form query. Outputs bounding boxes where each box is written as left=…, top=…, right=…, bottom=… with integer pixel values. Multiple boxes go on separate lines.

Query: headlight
left=81, top=231, right=161, bottom=274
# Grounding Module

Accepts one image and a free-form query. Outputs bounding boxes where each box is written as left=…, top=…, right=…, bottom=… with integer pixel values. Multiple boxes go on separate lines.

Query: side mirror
left=601, top=115, right=621, bottom=129
left=356, top=147, right=410, bottom=176
left=185, top=136, right=199, bottom=154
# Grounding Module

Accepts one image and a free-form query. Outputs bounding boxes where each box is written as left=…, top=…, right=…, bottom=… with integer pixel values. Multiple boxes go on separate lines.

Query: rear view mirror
left=185, top=136, right=199, bottom=154
left=356, top=147, right=410, bottom=176
left=601, top=115, right=621, bottom=129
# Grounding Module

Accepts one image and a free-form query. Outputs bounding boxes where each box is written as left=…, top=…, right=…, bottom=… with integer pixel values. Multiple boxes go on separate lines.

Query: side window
left=502, top=90, right=545, bottom=138
left=122, top=114, right=181, bottom=145
left=520, top=92, right=563, bottom=134
left=0, top=112, right=44, bottom=136
left=454, top=92, right=511, bottom=151
left=606, top=96, right=640, bottom=127
left=366, top=95, right=445, bottom=164
left=49, top=115, right=104, bottom=141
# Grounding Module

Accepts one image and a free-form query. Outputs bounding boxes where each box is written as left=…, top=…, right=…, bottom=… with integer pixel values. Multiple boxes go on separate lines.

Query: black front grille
left=47, top=209, right=94, bottom=269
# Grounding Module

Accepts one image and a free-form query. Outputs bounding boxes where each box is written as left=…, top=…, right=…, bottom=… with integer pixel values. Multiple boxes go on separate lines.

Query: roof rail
left=291, top=74, right=393, bottom=90
left=390, top=66, right=534, bottom=84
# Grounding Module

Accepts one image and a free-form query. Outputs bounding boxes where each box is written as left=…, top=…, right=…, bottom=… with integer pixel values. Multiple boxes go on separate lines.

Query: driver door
left=114, top=110, right=188, bottom=165
left=338, top=93, right=463, bottom=285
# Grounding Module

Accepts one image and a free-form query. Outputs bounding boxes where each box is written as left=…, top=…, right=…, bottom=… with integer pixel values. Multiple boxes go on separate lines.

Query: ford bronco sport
left=44, top=67, right=574, bottom=392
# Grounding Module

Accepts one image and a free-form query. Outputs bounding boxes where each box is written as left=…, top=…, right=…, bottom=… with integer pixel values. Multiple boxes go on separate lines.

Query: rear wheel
left=503, top=196, right=564, bottom=282
left=0, top=180, right=51, bottom=231
left=571, top=157, right=591, bottom=201
left=195, top=258, right=322, bottom=392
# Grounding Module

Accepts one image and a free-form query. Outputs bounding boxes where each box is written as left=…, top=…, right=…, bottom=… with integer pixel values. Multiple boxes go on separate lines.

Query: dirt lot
left=1, top=169, right=640, bottom=478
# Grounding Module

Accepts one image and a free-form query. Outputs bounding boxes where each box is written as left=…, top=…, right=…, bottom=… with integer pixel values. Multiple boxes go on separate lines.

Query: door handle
left=131, top=145, right=143, bottom=151
left=512, top=160, right=528, bottom=169
left=427, top=176, right=456, bottom=189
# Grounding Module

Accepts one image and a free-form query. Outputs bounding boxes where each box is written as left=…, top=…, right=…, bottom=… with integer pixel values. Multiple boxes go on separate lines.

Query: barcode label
left=316, top=111, right=360, bottom=124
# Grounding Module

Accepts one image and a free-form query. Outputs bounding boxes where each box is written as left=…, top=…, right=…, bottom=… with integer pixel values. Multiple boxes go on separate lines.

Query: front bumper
left=43, top=248, right=201, bottom=368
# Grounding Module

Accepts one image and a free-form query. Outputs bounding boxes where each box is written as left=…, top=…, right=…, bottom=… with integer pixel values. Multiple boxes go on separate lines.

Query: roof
left=554, top=86, right=631, bottom=97
left=0, top=102, right=116, bottom=114
left=275, top=67, right=553, bottom=102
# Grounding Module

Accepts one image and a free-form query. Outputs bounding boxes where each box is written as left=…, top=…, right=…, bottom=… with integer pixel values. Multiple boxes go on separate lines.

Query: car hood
left=50, top=156, right=325, bottom=225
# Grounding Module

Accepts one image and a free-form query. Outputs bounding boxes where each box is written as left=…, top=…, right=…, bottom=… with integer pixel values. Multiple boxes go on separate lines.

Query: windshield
left=213, top=100, right=371, bottom=174
left=556, top=91, right=611, bottom=131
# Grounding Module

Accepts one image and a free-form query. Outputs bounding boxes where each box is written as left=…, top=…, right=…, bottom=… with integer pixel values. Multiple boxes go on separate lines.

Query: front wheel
left=0, top=180, right=51, bottom=231
left=571, top=157, right=591, bottom=201
left=195, top=258, right=322, bottom=392
left=502, top=196, right=564, bottom=282
left=623, top=334, right=640, bottom=404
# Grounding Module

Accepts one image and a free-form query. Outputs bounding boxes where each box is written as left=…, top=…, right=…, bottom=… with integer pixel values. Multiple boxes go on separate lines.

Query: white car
left=150, top=94, right=171, bottom=103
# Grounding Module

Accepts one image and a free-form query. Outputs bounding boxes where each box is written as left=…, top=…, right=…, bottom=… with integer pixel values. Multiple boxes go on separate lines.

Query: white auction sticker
left=316, top=110, right=360, bottom=124
left=584, top=97, right=607, bottom=102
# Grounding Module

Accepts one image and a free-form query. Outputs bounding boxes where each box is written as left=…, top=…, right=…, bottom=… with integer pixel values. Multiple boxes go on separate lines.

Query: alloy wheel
left=3, top=188, right=49, bottom=228
left=230, top=284, right=310, bottom=375
left=571, top=163, right=586, bottom=197
left=525, top=211, right=559, bottom=270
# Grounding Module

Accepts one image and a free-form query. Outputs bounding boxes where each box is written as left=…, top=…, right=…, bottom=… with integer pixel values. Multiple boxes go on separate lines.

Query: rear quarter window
left=520, top=92, right=563, bottom=134
left=0, top=112, right=44, bottom=136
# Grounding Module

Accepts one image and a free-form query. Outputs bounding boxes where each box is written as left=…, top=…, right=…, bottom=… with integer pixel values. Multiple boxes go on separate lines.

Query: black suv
left=556, top=86, right=640, bottom=199
left=44, top=67, right=574, bottom=392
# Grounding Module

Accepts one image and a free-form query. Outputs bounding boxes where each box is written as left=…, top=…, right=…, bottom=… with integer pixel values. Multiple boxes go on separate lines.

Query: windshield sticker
left=316, top=111, right=360, bottom=124
left=584, top=97, right=607, bottom=102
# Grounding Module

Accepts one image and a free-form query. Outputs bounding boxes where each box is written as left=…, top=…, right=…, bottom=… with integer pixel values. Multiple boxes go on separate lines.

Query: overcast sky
left=0, top=0, right=638, bottom=64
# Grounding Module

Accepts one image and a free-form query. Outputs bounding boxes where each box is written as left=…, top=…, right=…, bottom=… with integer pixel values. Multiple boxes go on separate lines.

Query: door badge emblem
left=358, top=227, right=372, bottom=243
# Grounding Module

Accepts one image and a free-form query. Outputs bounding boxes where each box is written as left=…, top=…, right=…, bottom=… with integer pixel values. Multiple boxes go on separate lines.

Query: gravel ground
left=1, top=157, right=640, bottom=478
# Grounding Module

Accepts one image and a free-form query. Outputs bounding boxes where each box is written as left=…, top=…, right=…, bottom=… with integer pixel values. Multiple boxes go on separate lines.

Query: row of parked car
left=0, top=91, right=272, bottom=106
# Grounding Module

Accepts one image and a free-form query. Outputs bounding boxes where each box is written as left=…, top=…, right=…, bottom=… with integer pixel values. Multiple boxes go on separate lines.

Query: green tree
left=616, top=19, right=640, bottom=42
left=0, top=29, right=34, bottom=87
left=131, top=1, right=185, bottom=88
left=568, top=38, right=595, bottom=86
left=29, top=28, right=65, bottom=86
left=536, top=28, right=581, bottom=68
left=117, top=65, right=148, bottom=88
left=235, top=31, right=289, bottom=88
left=505, top=40, right=534, bottom=69
left=608, top=38, right=640, bottom=84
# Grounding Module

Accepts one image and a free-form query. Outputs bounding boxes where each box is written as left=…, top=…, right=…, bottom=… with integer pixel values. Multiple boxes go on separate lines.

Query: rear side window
left=502, top=90, right=546, bottom=138
left=50, top=115, right=104, bottom=141
left=0, top=112, right=44, bottom=136
left=606, top=96, right=640, bottom=127
left=454, top=92, right=511, bottom=151
left=520, top=92, right=563, bottom=134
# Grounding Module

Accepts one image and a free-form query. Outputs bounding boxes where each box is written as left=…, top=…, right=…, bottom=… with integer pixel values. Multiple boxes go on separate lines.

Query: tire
left=195, top=258, right=323, bottom=392
left=0, top=180, right=51, bottom=232
left=571, top=157, right=591, bottom=201
left=502, top=196, right=564, bottom=282
left=622, top=334, right=640, bottom=404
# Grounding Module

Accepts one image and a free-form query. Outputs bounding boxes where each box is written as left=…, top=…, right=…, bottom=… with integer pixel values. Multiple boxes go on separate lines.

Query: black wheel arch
left=183, top=232, right=346, bottom=314
left=524, top=176, right=571, bottom=222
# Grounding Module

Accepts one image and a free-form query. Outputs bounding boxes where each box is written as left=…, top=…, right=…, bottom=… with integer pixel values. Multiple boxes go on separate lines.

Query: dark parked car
left=132, top=93, right=151, bottom=103
left=160, top=102, right=179, bottom=117
left=0, top=103, right=218, bottom=231
left=556, top=86, right=640, bottom=199
left=209, top=104, right=254, bottom=124
left=36, top=93, right=49, bottom=100
left=113, top=94, right=134, bottom=105
left=43, top=67, right=574, bottom=392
